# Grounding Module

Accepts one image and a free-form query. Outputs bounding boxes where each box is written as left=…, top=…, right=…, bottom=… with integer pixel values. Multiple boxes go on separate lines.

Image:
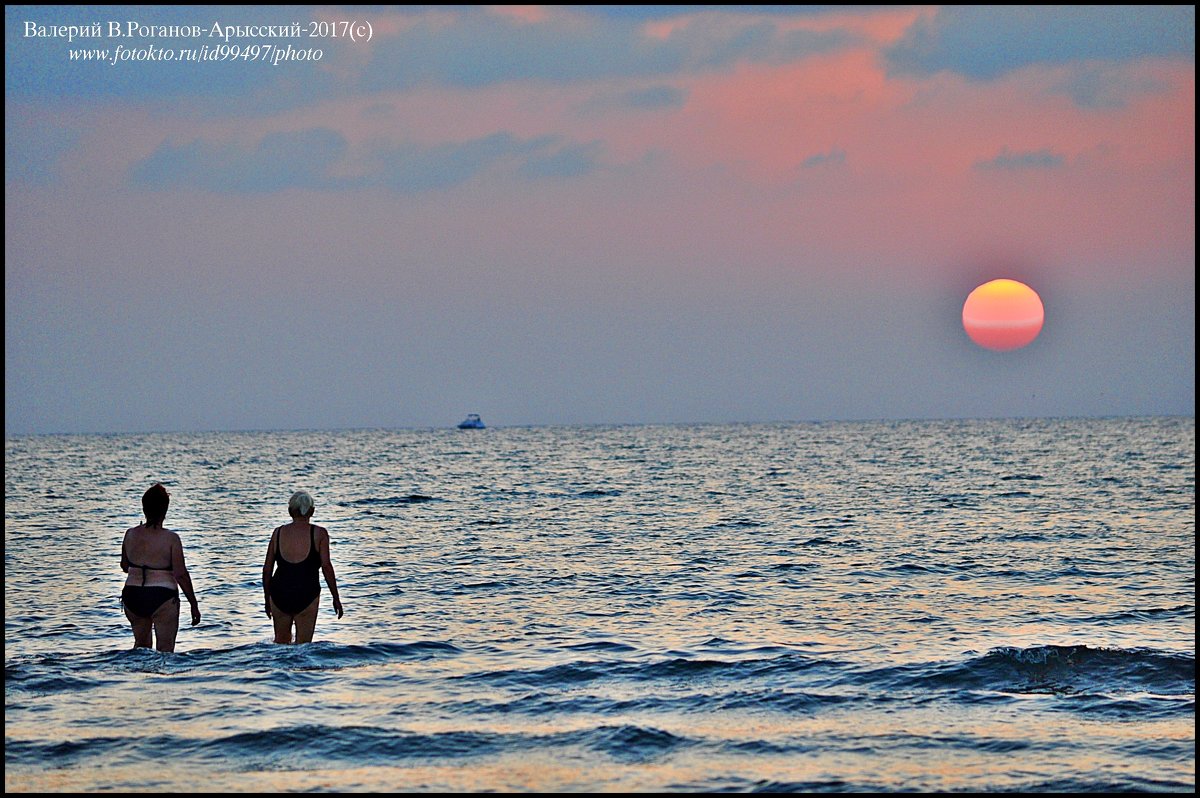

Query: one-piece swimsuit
left=269, top=525, right=321, bottom=615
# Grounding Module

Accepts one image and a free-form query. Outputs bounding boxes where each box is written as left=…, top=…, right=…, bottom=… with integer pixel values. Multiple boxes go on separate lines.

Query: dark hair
left=142, top=483, right=170, bottom=528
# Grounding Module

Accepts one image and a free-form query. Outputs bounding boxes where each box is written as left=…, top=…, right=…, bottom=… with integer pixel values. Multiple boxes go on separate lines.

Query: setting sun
left=962, top=279, right=1045, bottom=351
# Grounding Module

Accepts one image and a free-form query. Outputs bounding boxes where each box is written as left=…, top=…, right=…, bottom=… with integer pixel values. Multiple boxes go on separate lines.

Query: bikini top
left=122, top=534, right=173, bottom=586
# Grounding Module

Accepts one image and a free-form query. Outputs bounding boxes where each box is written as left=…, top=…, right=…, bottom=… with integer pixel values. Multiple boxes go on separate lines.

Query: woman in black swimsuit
left=120, top=483, right=201, bottom=651
left=262, top=491, right=343, bottom=643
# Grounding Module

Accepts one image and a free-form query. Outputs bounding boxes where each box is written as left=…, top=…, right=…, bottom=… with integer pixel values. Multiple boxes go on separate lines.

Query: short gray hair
left=288, top=490, right=315, bottom=517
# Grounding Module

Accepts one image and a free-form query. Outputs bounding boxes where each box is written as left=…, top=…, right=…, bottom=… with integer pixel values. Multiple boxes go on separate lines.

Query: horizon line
left=5, top=412, right=1195, bottom=439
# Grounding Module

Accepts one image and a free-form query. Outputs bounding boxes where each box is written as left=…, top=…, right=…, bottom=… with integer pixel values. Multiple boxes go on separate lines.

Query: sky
left=4, top=5, right=1195, bottom=434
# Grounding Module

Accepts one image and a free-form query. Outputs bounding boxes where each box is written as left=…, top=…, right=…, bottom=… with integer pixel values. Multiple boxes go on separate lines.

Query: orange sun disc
left=962, top=279, right=1044, bottom=351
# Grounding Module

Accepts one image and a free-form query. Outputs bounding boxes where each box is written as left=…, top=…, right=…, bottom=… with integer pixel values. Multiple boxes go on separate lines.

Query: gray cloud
left=372, top=132, right=547, bottom=192
left=362, top=9, right=853, bottom=91
left=886, top=6, right=1195, bottom=82
left=131, top=128, right=349, bottom=192
left=518, top=140, right=603, bottom=179
left=974, top=147, right=1066, bottom=171
left=620, top=85, right=689, bottom=110
left=129, top=128, right=600, bottom=193
left=578, top=84, right=689, bottom=115
left=801, top=148, right=846, bottom=169
left=1054, top=64, right=1172, bottom=109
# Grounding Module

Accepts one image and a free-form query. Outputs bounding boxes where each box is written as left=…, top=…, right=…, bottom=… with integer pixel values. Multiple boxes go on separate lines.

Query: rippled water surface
left=5, top=418, right=1195, bottom=792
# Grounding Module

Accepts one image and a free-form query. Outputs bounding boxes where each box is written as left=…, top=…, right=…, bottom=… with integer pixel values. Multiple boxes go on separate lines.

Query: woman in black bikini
left=120, top=483, right=201, bottom=651
left=262, top=491, right=344, bottom=643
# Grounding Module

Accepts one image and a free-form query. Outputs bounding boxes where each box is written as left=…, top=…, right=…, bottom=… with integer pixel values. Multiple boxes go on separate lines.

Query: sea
left=4, top=417, right=1195, bottom=792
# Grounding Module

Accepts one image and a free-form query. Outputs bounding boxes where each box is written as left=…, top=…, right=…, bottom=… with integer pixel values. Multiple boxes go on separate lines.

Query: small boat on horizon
left=457, top=414, right=485, bottom=429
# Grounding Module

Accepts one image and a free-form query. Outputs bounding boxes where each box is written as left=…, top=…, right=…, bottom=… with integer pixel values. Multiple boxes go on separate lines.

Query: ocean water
left=4, top=417, right=1195, bottom=792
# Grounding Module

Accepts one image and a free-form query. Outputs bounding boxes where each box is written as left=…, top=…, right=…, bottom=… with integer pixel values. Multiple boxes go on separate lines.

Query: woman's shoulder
left=124, top=524, right=178, bottom=548
left=124, top=524, right=150, bottom=541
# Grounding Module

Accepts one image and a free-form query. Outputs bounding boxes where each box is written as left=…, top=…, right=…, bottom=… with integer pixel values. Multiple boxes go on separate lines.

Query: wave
left=198, top=724, right=510, bottom=763
left=265, top=640, right=463, bottom=667
left=995, top=775, right=1198, bottom=792
left=458, top=650, right=832, bottom=690
left=5, top=735, right=132, bottom=767
left=799, top=536, right=860, bottom=548
left=561, top=640, right=637, bottom=653
left=340, top=494, right=439, bottom=505
left=442, top=686, right=856, bottom=719
left=557, top=724, right=695, bottom=763
left=2, top=671, right=111, bottom=695
left=871, top=645, right=1195, bottom=700
left=1081, top=605, right=1194, bottom=624
left=7, top=722, right=698, bottom=769
left=10, top=642, right=1191, bottom=705
left=715, top=773, right=1197, bottom=793
left=4, top=640, right=464, bottom=686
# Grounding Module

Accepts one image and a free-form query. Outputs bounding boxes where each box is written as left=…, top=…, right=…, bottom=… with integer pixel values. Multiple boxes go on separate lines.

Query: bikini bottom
left=122, top=585, right=179, bottom=619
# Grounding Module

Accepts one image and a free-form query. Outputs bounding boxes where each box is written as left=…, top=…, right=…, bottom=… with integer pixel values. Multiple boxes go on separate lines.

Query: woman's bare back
left=122, top=525, right=179, bottom=589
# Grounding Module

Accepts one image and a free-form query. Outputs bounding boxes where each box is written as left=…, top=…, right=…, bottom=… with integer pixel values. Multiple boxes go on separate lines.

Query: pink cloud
left=484, top=5, right=553, bottom=25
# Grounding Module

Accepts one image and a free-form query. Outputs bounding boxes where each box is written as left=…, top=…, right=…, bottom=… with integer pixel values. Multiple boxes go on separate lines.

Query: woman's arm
left=171, top=535, right=201, bottom=626
left=318, top=527, right=343, bottom=619
left=120, top=530, right=130, bottom=573
left=262, top=528, right=277, bottom=617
